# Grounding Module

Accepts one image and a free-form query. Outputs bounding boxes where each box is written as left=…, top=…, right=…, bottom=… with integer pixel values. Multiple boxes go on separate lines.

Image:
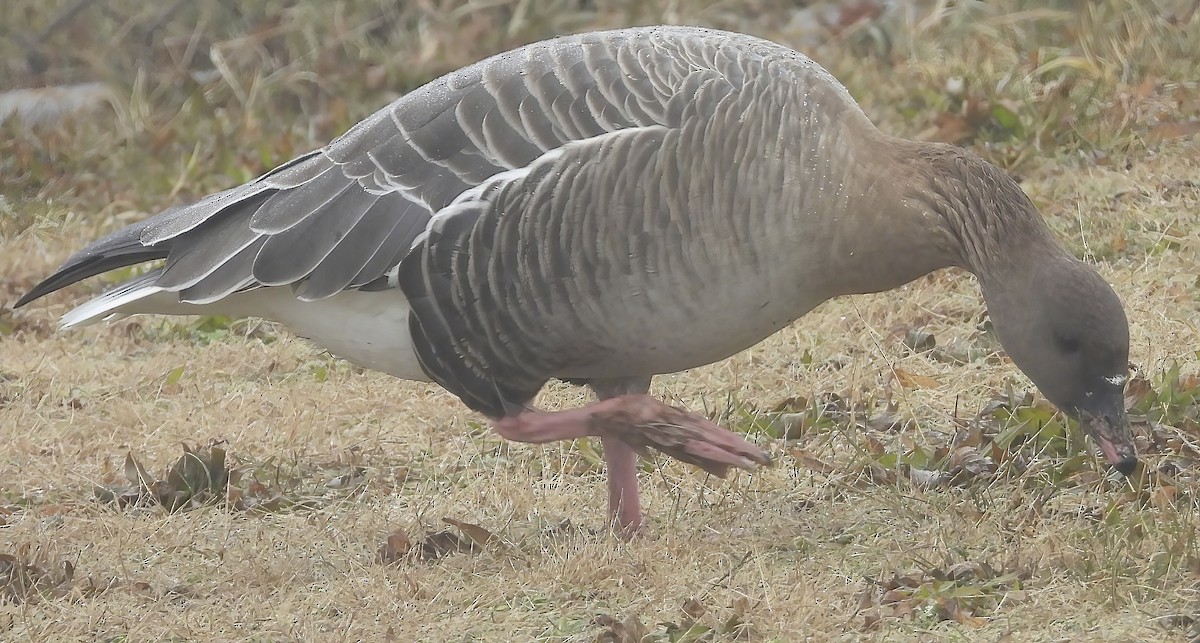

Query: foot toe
left=590, top=395, right=770, bottom=474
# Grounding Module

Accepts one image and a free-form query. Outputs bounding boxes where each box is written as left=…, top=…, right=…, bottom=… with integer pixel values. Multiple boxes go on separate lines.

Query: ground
left=2, top=0, right=1200, bottom=641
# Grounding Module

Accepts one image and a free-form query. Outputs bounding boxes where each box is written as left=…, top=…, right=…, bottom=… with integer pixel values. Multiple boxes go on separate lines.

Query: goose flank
left=15, top=26, right=1135, bottom=535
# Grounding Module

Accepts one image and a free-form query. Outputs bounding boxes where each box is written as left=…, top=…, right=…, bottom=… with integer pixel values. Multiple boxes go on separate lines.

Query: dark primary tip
left=1114, top=455, right=1138, bottom=476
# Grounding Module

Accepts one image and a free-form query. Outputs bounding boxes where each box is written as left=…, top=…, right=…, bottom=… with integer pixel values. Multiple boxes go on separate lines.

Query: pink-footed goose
left=16, top=26, right=1135, bottom=535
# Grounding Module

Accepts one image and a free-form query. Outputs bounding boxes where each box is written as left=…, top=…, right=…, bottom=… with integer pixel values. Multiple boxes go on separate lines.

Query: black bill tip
left=1113, top=455, right=1138, bottom=476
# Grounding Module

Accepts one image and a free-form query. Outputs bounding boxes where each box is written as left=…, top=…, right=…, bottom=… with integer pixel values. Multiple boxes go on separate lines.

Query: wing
left=15, top=26, right=751, bottom=316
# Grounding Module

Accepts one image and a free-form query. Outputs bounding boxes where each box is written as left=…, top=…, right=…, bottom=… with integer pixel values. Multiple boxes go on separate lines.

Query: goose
left=15, top=26, right=1136, bottom=535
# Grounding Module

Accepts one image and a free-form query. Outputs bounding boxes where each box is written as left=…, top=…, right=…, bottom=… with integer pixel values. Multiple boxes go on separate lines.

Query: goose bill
left=1084, top=413, right=1138, bottom=475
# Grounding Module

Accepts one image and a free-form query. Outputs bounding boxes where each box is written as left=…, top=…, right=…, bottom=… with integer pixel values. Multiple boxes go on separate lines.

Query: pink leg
left=491, top=394, right=770, bottom=535
left=595, top=378, right=649, bottom=537
left=602, top=437, right=642, bottom=535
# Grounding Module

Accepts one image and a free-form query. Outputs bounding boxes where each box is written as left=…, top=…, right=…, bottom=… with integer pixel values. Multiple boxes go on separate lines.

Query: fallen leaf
left=789, top=448, right=836, bottom=475
left=937, top=597, right=987, bottom=626
left=909, top=467, right=951, bottom=488
left=903, top=328, right=936, bottom=353
left=378, top=528, right=413, bottom=565
left=681, top=597, right=706, bottom=624
left=1188, top=556, right=1200, bottom=577
left=893, top=368, right=940, bottom=389
left=863, top=435, right=887, bottom=455
left=1003, top=589, right=1028, bottom=604
left=945, top=561, right=991, bottom=582
left=1153, top=486, right=1178, bottom=511
left=124, top=452, right=155, bottom=490
left=1147, top=120, right=1200, bottom=144
left=861, top=607, right=883, bottom=631
left=0, top=83, right=118, bottom=127
left=594, top=613, right=650, bottom=643
left=442, top=518, right=497, bottom=548
left=420, top=530, right=475, bottom=560
left=931, top=112, right=971, bottom=144
left=1123, top=374, right=1152, bottom=410
left=326, top=466, right=368, bottom=489
left=722, top=597, right=754, bottom=639
left=770, top=395, right=808, bottom=413
left=889, top=600, right=914, bottom=619
left=771, top=413, right=811, bottom=439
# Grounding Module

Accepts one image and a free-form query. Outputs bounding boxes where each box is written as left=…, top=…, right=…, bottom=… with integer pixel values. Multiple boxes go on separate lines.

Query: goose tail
left=14, top=217, right=167, bottom=309
left=57, top=269, right=166, bottom=328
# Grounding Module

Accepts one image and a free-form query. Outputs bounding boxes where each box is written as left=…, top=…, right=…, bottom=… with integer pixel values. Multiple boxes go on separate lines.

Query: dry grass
left=2, top=0, right=1200, bottom=640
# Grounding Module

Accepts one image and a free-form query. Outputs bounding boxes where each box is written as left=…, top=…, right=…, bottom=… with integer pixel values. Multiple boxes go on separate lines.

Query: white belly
left=90, top=286, right=430, bottom=382
left=263, top=289, right=429, bottom=381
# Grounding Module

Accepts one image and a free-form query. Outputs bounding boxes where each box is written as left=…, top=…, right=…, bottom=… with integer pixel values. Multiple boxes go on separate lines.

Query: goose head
left=984, top=256, right=1134, bottom=473
left=900, top=142, right=1136, bottom=474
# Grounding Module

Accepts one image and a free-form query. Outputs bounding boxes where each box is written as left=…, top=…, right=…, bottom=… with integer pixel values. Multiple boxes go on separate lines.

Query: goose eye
left=1055, top=333, right=1081, bottom=354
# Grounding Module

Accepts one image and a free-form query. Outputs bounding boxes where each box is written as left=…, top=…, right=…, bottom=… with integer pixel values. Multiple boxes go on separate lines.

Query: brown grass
left=3, top=0, right=1200, bottom=640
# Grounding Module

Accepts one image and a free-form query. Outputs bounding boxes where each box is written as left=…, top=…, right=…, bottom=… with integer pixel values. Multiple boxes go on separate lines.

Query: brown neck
left=880, top=138, right=1071, bottom=287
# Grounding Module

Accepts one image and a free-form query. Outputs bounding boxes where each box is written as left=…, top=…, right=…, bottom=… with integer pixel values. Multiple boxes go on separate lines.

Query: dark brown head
left=983, top=256, right=1135, bottom=474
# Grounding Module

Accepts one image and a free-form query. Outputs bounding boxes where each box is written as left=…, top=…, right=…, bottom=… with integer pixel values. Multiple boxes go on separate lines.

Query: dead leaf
left=1123, top=371, right=1152, bottom=407
left=681, top=597, right=706, bottom=625
left=0, top=545, right=99, bottom=604
left=866, top=406, right=912, bottom=433
left=1153, top=486, right=1178, bottom=511
left=1148, top=120, right=1200, bottom=144
left=326, top=466, right=368, bottom=489
left=378, top=528, right=413, bottom=565
left=0, top=83, right=118, bottom=127
left=442, top=518, right=497, bottom=548
left=364, top=65, right=388, bottom=92
left=1003, top=589, right=1028, bottom=604
left=945, top=561, right=991, bottom=582
left=886, top=572, right=925, bottom=590
left=948, top=445, right=997, bottom=480
left=860, top=607, right=883, bottom=631
left=789, top=448, right=836, bottom=475
left=893, top=368, right=940, bottom=389
left=420, top=530, right=476, bottom=560
left=863, top=435, right=887, bottom=455
left=594, top=613, right=650, bottom=643
left=124, top=452, right=155, bottom=490
left=865, top=462, right=898, bottom=485
left=903, top=328, right=937, bottom=353
left=908, top=467, right=951, bottom=489
left=164, top=443, right=229, bottom=508
left=855, top=586, right=876, bottom=611
left=771, top=413, right=811, bottom=439
left=1187, top=556, right=1200, bottom=578
left=770, top=396, right=807, bottom=413
left=722, top=597, right=755, bottom=639
left=889, top=599, right=915, bottom=620
left=1133, top=76, right=1158, bottom=100
left=937, top=597, right=987, bottom=626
